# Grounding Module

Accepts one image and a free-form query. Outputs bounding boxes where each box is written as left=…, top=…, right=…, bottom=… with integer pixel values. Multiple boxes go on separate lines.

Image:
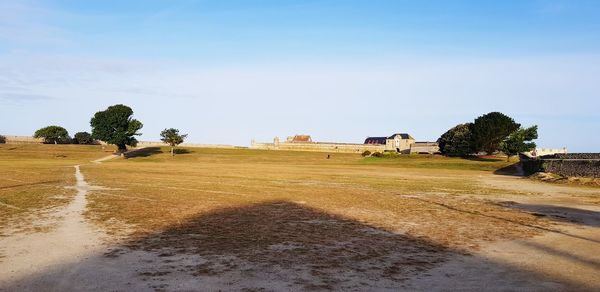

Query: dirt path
left=0, top=166, right=106, bottom=290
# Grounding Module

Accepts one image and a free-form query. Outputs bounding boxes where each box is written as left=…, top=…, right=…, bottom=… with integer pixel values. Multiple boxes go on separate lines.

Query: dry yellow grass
left=0, top=144, right=112, bottom=232
left=81, top=147, right=547, bottom=249
left=1, top=145, right=558, bottom=288
left=75, top=147, right=556, bottom=287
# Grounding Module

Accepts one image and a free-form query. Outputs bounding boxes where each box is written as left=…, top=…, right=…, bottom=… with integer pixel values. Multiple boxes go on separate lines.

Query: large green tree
left=33, top=125, right=70, bottom=144
left=499, top=126, right=538, bottom=161
left=90, top=104, right=143, bottom=152
left=437, top=123, right=475, bottom=156
left=160, top=128, right=188, bottom=156
left=471, top=112, right=520, bottom=154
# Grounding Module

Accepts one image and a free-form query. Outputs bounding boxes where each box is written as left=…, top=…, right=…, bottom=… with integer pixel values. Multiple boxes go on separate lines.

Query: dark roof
left=364, top=137, right=387, bottom=145
left=388, top=133, right=413, bottom=140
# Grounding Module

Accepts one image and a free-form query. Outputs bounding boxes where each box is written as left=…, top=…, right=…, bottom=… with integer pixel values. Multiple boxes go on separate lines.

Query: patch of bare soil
left=419, top=174, right=600, bottom=291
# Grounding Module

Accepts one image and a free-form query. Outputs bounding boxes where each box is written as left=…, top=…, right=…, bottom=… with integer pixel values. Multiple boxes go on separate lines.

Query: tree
left=471, top=112, right=520, bottom=154
left=73, top=132, right=95, bottom=144
left=437, top=123, right=475, bottom=156
left=0, top=135, right=6, bottom=144
left=499, top=126, right=538, bottom=161
left=90, top=104, right=143, bottom=152
left=160, top=128, right=188, bottom=156
left=33, top=125, right=70, bottom=144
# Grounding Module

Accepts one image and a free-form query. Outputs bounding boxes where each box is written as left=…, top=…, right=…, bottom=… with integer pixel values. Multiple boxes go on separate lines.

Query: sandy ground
left=1, top=168, right=599, bottom=291
left=408, top=174, right=600, bottom=291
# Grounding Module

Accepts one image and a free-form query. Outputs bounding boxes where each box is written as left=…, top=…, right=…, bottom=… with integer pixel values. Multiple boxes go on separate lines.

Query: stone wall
left=521, top=153, right=600, bottom=178
left=133, top=141, right=236, bottom=149
left=1, top=135, right=235, bottom=149
left=523, top=147, right=568, bottom=158
left=551, top=153, right=600, bottom=159
left=251, top=141, right=386, bottom=154
left=3, top=135, right=44, bottom=144
left=410, top=143, right=440, bottom=154
left=541, top=159, right=600, bottom=178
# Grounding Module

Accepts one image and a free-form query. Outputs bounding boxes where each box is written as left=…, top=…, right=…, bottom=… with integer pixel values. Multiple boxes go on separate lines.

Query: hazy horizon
left=1, top=1, right=599, bottom=151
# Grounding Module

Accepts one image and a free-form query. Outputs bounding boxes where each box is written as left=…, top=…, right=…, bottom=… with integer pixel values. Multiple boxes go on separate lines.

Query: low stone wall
left=251, top=142, right=385, bottom=154
left=410, top=143, right=440, bottom=154
left=550, top=153, right=600, bottom=159
left=541, top=160, right=600, bottom=178
left=3, top=135, right=44, bottom=144
left=521, top=153, right=600, bottom=178
left=133, top=141, right=236, bottom=149
left=1, top=136, right=235, bottom=149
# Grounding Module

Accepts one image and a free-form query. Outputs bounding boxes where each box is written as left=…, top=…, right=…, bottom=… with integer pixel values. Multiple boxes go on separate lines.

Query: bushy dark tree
left=499, top=126, right=538, bottom=161
left=0, top=135, right=6, bottom=144
left=90, top=104, right=143, bottom=152
left=437, top=123, right=475, bottom=156
left=471, top=112, right=520, bottom=154
left=73, top=131, right=95, bottom=145
left=160, top=128, right=187, bottom=156
left=33, top=125, right=70, bottom=144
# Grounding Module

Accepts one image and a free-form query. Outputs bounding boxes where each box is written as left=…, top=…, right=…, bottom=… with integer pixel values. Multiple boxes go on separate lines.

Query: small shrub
left=73, top=132, right=95, bottom=144
left=371, top=152, right=383, bottom=158
left=361, top=150, right=371, bottom=157
left=0, top=135, right=6, bottom=144
left=383, top=151, right=399, bottom=158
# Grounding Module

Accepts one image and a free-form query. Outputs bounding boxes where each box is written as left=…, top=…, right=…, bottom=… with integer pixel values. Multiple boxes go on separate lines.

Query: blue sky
left=1, top=0, right=599, bottom=151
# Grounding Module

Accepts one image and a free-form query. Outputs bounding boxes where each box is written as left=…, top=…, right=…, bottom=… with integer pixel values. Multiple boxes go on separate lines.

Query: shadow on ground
left=174, top=148, right=193, bottom=155
left=124, top=147, right=163, bottom=158
left=493, top=163, right=524, bottom=176
left=498, top=202, right=600, bottom=228
left=3, top=201, right=592, bottom=291
left=465, top=156, right=505, bottom=162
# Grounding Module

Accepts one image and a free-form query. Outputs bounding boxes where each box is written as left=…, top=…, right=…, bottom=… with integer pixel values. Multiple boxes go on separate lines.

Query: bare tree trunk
left=171, top=146, right=174, bottom=157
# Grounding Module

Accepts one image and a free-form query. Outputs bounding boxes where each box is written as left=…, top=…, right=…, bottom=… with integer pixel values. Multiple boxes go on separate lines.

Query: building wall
left=524, top=147, right=568, bottom=158
left=252, top=135, right=439, bottom=154
left=133, top=141, right=235, bottom=149
left=410, top=143, right=440, bottom=154
left=251, top=141, right=385, bottom=153
left=3, top=135, right=44, bottom=144
left=384, top=137, right=415, bottom=153
left=2, top=135, right=235, bottom=149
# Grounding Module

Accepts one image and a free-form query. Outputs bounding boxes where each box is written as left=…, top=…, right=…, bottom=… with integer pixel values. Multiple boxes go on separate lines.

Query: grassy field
left=0, top=144, right=111, bottom=232
left=0, top=145, right=567, bottom=288
left=80, top=147, right=544, bottom=248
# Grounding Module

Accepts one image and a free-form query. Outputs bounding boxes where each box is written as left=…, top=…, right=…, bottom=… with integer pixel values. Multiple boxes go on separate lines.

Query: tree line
left=28, top=104, right=187, bottom=156
left=6, top=107, right=537, bottom=160
left=437, top=112, right=538, bottom=160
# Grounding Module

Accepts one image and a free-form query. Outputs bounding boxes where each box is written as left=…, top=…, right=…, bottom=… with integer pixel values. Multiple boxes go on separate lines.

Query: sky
left=0, top=0, right=599, bottom=151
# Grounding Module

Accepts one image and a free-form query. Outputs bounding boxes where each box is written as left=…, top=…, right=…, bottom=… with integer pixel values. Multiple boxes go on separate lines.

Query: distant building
left=523, top=147, right=568, bottom=158
left=287, top=135, right=312, bottom=143
left=364, top=133, right=417, bottom=154
left=252, top=132, right=439, bottom=154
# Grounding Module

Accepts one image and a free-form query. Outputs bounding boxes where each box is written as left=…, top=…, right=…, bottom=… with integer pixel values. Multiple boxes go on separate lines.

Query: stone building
left=252, top=132, right=439, bottom=154
left=364, top=133, right=415, bottom=153
left=287, top=135, right=312, bottom=143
